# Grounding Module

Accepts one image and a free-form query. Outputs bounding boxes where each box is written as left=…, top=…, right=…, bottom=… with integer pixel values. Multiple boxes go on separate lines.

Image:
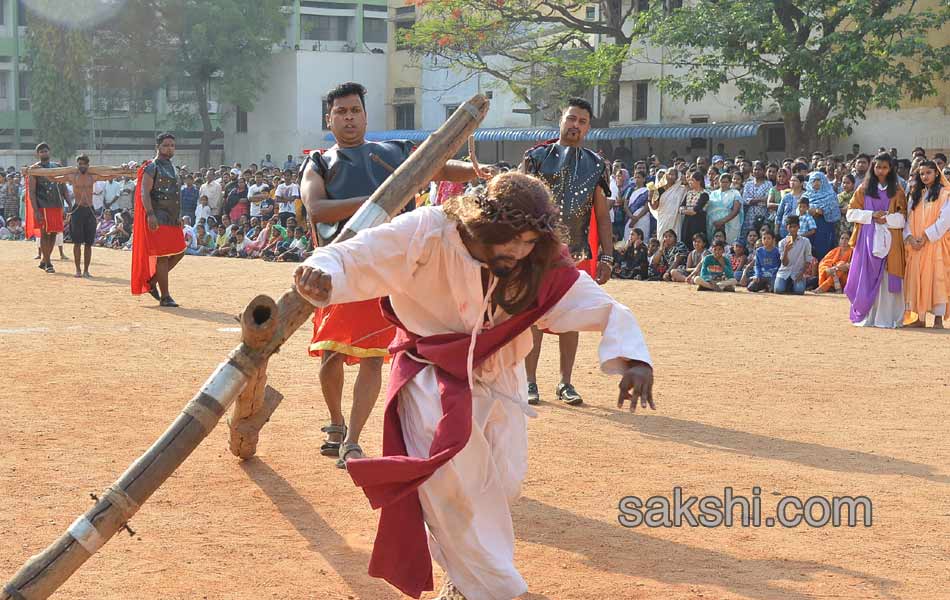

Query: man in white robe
left=295, top=173, right=654, bottom=600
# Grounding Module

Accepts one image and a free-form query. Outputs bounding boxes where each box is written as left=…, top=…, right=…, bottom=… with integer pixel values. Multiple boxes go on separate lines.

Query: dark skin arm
left=592, top=185, right=613, bottom=284
left=140, top=171, right=161, bottom=231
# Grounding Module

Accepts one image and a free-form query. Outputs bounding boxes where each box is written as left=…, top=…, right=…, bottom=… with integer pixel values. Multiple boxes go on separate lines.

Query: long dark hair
left=865, top=152, right=898, bottom=200
left=909, top=160, right=944, bottom=210
left=443, top=172, right=568, bottom=315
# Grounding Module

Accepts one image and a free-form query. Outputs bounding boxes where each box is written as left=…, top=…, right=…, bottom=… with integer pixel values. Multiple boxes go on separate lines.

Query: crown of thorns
left=474, top=189, right=559, bottom=233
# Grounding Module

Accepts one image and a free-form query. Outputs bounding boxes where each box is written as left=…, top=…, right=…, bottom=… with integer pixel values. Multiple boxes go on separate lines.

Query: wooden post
left=2, top=94, right=490, bottom=600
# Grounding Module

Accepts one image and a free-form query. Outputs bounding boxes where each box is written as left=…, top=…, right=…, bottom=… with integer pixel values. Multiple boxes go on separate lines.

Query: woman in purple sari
left=844, top=153, right=907, bottom=328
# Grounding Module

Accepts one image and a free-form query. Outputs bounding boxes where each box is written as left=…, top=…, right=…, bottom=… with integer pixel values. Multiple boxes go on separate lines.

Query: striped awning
left=324, top=121, right=763, bottom=144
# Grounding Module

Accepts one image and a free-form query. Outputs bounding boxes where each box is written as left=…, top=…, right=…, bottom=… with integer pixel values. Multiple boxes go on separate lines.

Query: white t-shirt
left=275, top=182, right=300, bottom=214
left=92, top=181, right=107, bottom=211
left=199, top=180, right=224, bottom=213
left=194, top=203, right=212, bottom=223
left=115, top=181, right=134, bottom=212
left=247, top=183, right=268, bottom=217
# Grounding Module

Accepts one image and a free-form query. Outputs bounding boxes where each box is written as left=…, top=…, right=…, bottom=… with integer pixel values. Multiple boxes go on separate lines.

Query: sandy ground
left=1, top=243, right=948, bottom=600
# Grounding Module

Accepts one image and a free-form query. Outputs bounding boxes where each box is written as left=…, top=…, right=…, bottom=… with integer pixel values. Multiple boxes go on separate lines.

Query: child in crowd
left=796, top=197, right=817, bottom=239
left=837, top=174, right=856, bottom=236
left=696, top=239, right=737, bottom=292
left=195, top=195, right=212, bottom=223
left=748, top=229, right=781, bottom=292
left=276, top=227, right=311, bottom=262
left=617, top=228, right=649, bottom=280
left=775, top=215, right=812, bottom=295
left=670, top=232, right=708, bottom=283
left=649, top=229, right=687, bottom=281
left=230, top=231, right=249, bottom=258
left=730, top=239, right=749, bottom=285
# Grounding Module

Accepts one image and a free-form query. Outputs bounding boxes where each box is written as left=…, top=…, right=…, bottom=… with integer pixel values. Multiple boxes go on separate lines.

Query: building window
left=767, top=126, right=786, bottom=152
left=636, top=0, right=649, bottom=11
left=301, top=1, right=356, bottom=8
left=301, top=14, right=352, bottom=42
left=18, top=71, right=30, bottom=111
left=237, top=108, right=248, bottom=133
left=18, top=0, right=27, bottom=26
left=690, top=116, right=708, bottom=150
left=585, top=6, right=596, bottom=20
left=0, top=72, right=7, bottom=99
left=633, top=81, right=648, bottom=121
left=445, top=104, right=459, bottom=120
left=0, top=1, right=5, bottom=25
left=363, top=17, right=387, bottom=43
left=395, top=104, right=414, bottom=130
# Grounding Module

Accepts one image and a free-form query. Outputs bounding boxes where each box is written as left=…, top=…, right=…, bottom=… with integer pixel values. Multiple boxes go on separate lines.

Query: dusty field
left=1, top=243, right=948, bottom=600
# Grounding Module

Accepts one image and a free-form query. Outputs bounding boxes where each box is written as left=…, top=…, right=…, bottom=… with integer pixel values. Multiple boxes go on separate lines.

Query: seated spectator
left=670, top=232, right=708, bottom=283
left=813, top=232, right=853, bottom=294
left=246, top=217, right=262, bottom=240
left=617, top=228, right=649, bottom=280
left=213, top=224, right=230, bottom=255
left=276, top=227, right=311, bottom=262
left=194, top=224, right=214, bottom=255
left=748, top=229, right=781, bottom=292
left=796, top=198, right=817, bottom=239
left=730, top=239, right=749, bottom=285
left=108, top=214, right=131, bottom=248
left=0, top=215, right=24, bottom=240
left=649, top=229, right=688, bottom=281
left=774, top=215, right=812, bottom=295
left=696, top=240, right=737, bottom=292
left=231, top=231, right=250, bottom=258
left=95, top=209, right=115, bottom=246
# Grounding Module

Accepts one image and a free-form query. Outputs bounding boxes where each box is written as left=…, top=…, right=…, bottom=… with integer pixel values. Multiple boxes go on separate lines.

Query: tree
left=25, top=12, right=90, bottom=163
left=645, top=0, right=950, bottom=154
left=156, top=0, right=286, bottom=166
left=402, top=1, right=635, bottom=126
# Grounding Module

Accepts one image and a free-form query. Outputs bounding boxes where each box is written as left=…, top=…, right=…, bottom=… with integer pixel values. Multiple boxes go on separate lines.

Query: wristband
left=598, top=253, right=615, bottom=265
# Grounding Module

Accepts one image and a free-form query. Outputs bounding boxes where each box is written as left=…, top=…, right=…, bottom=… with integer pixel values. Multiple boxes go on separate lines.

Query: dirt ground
left=1, top=243, right=948, bottom=600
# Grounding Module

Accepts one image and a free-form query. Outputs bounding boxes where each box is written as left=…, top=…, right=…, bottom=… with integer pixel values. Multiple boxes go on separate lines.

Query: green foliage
left=25, top=13, right=90, bottom=162
left=644, top=0, right=950, bottom=150
left=402, top=1, right=635, bottom=124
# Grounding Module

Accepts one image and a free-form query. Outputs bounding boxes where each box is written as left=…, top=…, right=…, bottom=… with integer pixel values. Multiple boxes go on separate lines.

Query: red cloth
left=22, top=177, right=65, bottom=236
left=309, top=299, right=395, bottom=365
left=130, top=160, right=186, bottom=295
left=575, top=209, right=600, bottom=279
left=345, top=258, right=579, bottom=599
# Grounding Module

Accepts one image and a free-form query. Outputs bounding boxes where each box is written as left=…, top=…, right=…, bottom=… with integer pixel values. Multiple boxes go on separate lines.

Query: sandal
left=148, top=283, right=161, bottom=301
left=336, top=442, right=364, bottom=469
left=555, top=382, right=583, bottom=406
left=45, top=264, right=55, bottom=274
left=159, top=296, right=179, bottom=307
left=320, top=423, right=346, bottom=457
left=527, top=382, right=540, bottom=405
left=436, top=579, right=467, bottom=600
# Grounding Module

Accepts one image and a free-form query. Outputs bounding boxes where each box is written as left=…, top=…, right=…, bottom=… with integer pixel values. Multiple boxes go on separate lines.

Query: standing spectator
left=1, top=173, right=19, bottom=221
left=609, top=167, right=630, bottom=241
left=261, top=154, right=276, bottom=169
left=226, top=177, right=249, bottom=223
left=92, top=178, right=107, bottom=214
left=180, top=174, right=199, bottom=224
left=199, top=172, right=224, bottom=217
left=776, top=174, right=806, bottom=238
left=796, top=198, right=817, bottom=239
left=804, top=171, right=842, bottom=260
left=247, top=171, right=270, bottom=220
left=111, top=176, right=135, bottom=214
left=624, top=171, right=652, bottom=241
left=775, top=215, right=812, bottom=295
left=649, top=169, right=686, bottom=244
left=837, top=174, right=856, bottom=236
left=706, top=170, right=742, bottom=243
left=679, top=170, right=709, bottom=247
left=748, top=229, right=781, bottom=292
left=740, top=161, right=772, bottom=240
left=275, top=169, right=300, bottom=225
left=283, top=154, right=296, bottom=171
left=853, top=153, right=871, bottom=184
left=194, top=195, right=212, bottom=224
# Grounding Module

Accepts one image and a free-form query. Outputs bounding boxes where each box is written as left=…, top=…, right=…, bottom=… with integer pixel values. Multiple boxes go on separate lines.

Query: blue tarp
left=324, top=122, right=763, bottom=144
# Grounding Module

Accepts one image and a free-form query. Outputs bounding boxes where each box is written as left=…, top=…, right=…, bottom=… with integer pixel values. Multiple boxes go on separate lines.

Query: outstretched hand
left=294, top=264, right=333, bottom=303
left=618, top=360, right=655, bottom=412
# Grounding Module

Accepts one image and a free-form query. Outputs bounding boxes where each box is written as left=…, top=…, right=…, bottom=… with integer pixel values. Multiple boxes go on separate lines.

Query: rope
left=103, top=486, right=140, bottom=522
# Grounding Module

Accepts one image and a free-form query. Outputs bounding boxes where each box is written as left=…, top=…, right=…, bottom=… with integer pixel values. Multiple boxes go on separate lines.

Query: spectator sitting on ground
left=94, top=209, right=115, bottom=246
left=617, top=228, right=649, bottom=280
left=813, top=232, right=853, bottom=294
left=230, top=231, right=249, bottom=258
left=796, top=197, right=817, bottom=239
left=650, top=229, right=688, bottom=281
left=276, top=226, right=311, bottom=262
left=670, top=232, right=708, bottom=283
left=194, top=224, right=214, bottom=255
left=775, top=215, right=812, bottom=295
left=0, top=215, right=24, bottom=240
left=213, top=224, right=230, bottom=255
left=109, top=214, right=131, bottom=248
left=748, top=229, right=781, bottom=292
left=730, top=239, right=749, bottom=285
left=696, top=240, right=737, bottom=292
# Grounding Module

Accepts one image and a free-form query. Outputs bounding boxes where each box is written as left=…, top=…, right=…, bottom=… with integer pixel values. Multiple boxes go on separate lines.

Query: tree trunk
left=193, top=78, right=222, bottom=168
left=801, top=99, right=831, bottom=156
left=782, top=110, right=806, bottom=157
left=596, top=56, right=623, bottom=128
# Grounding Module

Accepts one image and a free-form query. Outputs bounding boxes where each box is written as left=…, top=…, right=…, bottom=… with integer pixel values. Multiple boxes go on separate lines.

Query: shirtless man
left=49, top=155, right=124, bottom=278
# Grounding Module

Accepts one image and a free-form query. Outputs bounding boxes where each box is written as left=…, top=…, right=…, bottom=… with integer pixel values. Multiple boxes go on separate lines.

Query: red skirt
left=40, top=208, right=64, bottom=234
left=309, top=298, right=394, bottom=365
left=146, top=224, right=186, bottom=257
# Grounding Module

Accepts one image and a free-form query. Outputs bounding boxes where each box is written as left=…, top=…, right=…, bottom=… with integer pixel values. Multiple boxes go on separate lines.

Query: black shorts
left=70, top=205, right=97, bottom=245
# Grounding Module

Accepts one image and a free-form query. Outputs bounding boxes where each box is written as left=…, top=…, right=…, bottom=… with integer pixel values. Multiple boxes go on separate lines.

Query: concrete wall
left=420, top=58, right=532, bottom=130
left=0, top=149, right=223, bottom=171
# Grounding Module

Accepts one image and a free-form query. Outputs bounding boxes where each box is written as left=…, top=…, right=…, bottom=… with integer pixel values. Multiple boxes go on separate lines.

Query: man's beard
left=488, top=256, right=518, bottom=278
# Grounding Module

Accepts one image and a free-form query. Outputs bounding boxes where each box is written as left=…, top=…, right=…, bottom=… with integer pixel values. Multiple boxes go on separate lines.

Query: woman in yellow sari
left=903, top=160, right=950, bottom=328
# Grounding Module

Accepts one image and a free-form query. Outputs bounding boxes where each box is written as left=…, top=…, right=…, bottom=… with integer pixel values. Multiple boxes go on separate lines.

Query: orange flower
left=452, top=8, right=462, bottom=18
left=438, top=34, right=454, bottom=47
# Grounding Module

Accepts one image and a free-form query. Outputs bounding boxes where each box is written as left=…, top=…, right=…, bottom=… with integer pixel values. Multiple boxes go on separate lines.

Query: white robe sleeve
left=885, top=212, right=905, bottom=229
left=925, top=201, right=950, bottom=242
left=299, top=207, right=440, bottom=307
left=535, top=272, right=652, bottom=375
left=847, top=208, right=872, bottom=224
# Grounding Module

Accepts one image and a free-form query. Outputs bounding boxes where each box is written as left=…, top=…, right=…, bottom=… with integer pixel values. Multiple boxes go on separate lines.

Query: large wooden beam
left=1, top=94, right=489, bottom=600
